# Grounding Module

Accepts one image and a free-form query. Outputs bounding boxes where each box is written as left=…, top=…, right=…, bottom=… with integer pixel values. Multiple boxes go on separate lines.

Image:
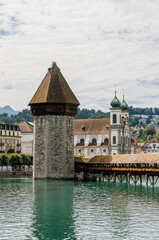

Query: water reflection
left=32, top=180, right=75, bottom=240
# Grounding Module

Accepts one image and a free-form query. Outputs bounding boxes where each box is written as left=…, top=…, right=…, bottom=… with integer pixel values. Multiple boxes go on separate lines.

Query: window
left=79, top=149, right=81, bottom=153
left=40, top=117, right=43, bottom=126
left=0, top=131, right=2, bottom=136
left=69, top=117, right=71, bottom=126
left=80, top=139, right=84, bottom=145
left=113, top=114, right=117, bottom=123
left=113, top=136, right=116, bottom=144
left=103, top=149, right=106, bottom=153
left=91, top=149, right=94, bottom=153
left=9, top=131, right=11, bottom=136
left=104, top=138, right=109, bottom=144
left=92, top=138, right=97, bottom=144
left=13, top=132, right=14, bottom=136
left=55, top=117, right=59, bottom=126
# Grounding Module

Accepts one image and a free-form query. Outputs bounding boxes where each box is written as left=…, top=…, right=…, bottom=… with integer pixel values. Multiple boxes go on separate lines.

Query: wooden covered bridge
left=75, top=153, right=159, bottom=185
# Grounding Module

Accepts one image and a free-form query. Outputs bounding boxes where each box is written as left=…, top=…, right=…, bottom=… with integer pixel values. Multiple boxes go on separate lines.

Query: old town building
left=74, top=92, right=132, bottom=156
left=0, top=123, right=21, bottom=153
left=139, top=137, right=159, bottom=153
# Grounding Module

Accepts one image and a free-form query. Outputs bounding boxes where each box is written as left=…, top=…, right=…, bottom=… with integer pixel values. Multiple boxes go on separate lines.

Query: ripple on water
left=0, top=179, right=159, bottom=239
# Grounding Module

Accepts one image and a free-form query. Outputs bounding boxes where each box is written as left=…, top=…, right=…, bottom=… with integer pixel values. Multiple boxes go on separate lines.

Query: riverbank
left=0, top=171, right=32, bottom=177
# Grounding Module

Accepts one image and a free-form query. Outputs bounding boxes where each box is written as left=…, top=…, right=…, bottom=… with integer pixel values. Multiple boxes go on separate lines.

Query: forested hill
left=0, top=109, right=33, bottom=124
left=75, top=107, right=159, bottom=119
left=0, top=106, right=159, bottom=124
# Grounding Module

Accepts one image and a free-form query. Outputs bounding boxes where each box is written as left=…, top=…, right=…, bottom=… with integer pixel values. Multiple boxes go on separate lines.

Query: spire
left=110, top=88, right=121, bottom=108
left=29, top=62, right=80, bottom=116
left=29, top=62, right=80, bottom=106
left=121, top=90, right=129, bottom=111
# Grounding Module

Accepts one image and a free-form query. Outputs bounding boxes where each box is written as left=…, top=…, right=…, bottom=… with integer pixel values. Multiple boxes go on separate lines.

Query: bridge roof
left=79, top=153, right=159, bottom=164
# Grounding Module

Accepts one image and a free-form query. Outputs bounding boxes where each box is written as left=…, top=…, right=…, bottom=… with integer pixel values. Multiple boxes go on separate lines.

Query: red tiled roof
left=74, top=118, right=110, bottom=135
left=18, top=122, right=33, bottom=133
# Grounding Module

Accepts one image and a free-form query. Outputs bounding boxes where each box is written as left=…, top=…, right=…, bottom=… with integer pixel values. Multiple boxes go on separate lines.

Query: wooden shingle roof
left=29, top=62, right=79, bottom=106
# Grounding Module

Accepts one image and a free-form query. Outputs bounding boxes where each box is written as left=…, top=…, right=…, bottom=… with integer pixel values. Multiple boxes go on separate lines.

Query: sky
left=1, top=0, right=159, bottom=112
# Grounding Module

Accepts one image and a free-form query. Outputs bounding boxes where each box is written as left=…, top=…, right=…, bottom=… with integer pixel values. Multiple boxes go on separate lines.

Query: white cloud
left=0, top=0, right=159, bottom=111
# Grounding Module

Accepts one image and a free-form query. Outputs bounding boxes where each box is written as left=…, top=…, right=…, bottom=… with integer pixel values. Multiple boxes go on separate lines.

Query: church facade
left=74, top=92, right=132, bottom=156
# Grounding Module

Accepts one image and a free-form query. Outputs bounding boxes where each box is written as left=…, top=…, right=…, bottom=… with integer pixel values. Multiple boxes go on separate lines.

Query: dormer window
left=81, top=125, right=85, bottom=131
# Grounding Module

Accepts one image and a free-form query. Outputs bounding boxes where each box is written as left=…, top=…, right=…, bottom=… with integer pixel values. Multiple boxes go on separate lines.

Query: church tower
left=29, top=62, right=80, bottom=179
left=121, top=94, right=131, bottom=154
left=109, top=91, right=122, bottom=155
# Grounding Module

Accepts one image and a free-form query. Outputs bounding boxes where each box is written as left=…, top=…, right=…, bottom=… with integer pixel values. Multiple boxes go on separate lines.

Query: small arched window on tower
left=55, top=117, right=59, bottom=126
left=113, top=114, right=117, bottom=124
left=113, top=136, right=116, bottom=144
left=40, top=117, right=43, bottom=127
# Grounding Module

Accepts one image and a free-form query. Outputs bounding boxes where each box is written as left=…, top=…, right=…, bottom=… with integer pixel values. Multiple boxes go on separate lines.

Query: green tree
left=9, top=154, right=22, bottom=169
left=144, top=125, right=156, bottom=136
left=20, top=154, right=30, bottom=166
left=0, top=154, right=9, bottom=170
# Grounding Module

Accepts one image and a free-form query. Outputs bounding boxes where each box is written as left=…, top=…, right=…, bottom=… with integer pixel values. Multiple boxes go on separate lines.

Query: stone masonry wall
left=33, top=115, right=74, bottom=179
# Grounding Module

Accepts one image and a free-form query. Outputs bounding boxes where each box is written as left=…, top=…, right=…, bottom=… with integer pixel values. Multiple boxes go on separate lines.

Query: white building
left=140, top=138, right=159, bottom=153
left=74, top=92, right=132, bottom=156
left=18, top=122, right=33, bottom=154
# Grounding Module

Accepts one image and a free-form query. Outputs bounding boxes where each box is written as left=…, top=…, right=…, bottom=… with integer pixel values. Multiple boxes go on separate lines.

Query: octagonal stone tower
left=29, top=62, right=80, bottom=179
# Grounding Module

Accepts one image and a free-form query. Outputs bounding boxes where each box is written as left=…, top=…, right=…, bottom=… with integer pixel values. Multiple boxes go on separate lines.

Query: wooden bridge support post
left=139, top=175, right=142, bottom=184
left=114, top=173, right=116, bottom=182
left=152, top=176, right=155, bottom=186
left=126, top=174, right=129, bottom=184
left=146, top=175, right=149, bottom=186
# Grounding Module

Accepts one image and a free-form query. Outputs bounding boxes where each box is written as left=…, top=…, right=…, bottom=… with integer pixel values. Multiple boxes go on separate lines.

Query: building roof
left=29, top=62, right=80, bottom=106
left=110, top=91, right=121, bottom=108
left=74, top=118, right=110, bottom=135
left=131, top=137, right=137, bottom=145
left=79, top=153, right=159, bottom=164
left=121, top=95, right=129, bottom=111
left=18, top=122, right=33, bottom=133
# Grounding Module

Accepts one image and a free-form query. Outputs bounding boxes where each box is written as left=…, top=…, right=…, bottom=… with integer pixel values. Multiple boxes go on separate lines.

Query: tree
left=0, top=154, right=9, bottom=171
left=146, top=115, right=152, bottom=124
left=20, top=154, right=30, bottom=166
left=144, top=125, right=156, bottom=136
left=9, top=154, right=22, bottom=169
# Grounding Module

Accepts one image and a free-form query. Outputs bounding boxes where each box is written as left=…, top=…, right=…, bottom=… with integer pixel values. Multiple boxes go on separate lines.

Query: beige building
left=18, top=122, right=33, bottom=154
left=0, top=123, right=21, bottom=153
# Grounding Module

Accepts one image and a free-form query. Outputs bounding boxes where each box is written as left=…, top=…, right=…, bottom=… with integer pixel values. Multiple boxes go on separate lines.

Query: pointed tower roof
left=29, top=62, right=80, bottom=116
left=110, top=91, right=121, bottom=108
left=29, top=62, right=79, bottom=105
left=121, top=94, right=129, bottom=111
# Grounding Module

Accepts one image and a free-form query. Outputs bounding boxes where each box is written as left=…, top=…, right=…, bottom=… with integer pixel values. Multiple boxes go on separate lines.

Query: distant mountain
left=0, top=106, right=19, bottom=116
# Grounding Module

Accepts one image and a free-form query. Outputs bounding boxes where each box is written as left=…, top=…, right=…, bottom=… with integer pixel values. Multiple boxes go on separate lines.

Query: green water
left=0, top=178, right=159, bottom=240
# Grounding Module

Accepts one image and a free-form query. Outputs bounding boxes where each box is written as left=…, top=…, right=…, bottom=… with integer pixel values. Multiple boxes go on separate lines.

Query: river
left=0, top=177, right=159, bottom=240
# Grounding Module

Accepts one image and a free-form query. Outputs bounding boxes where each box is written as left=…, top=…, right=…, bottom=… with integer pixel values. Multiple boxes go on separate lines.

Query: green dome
left=110, top=92, right=121, bottom=108
left=121, top=98, right=129, bottom=111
